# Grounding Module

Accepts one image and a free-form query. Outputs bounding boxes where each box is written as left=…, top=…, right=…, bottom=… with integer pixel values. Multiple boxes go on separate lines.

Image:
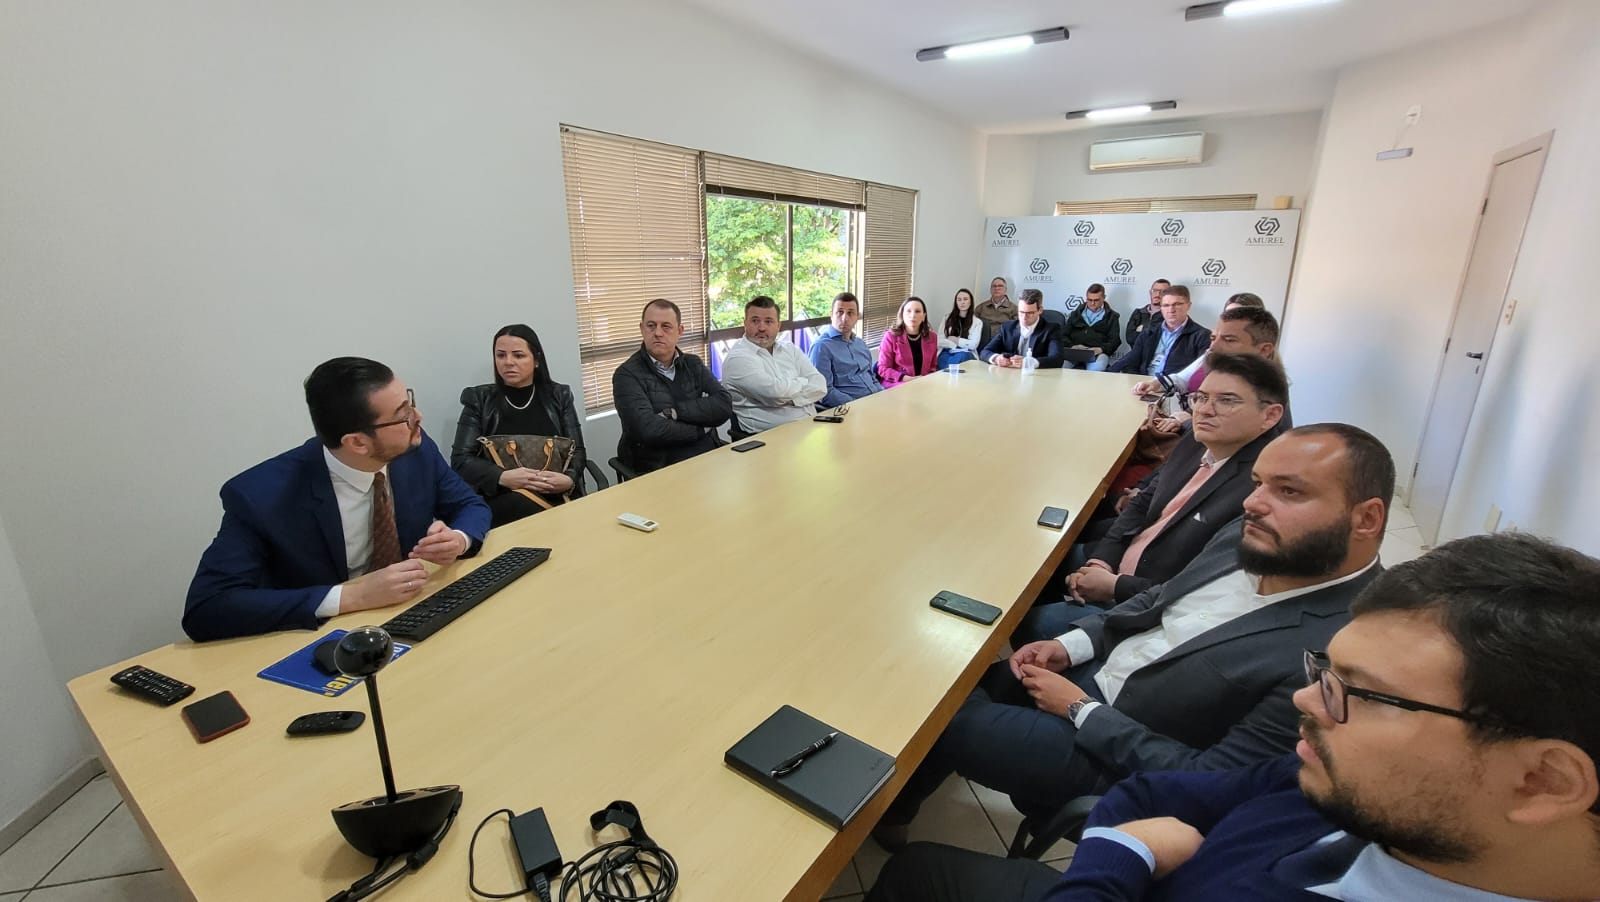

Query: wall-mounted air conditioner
left=1088, top=132, right=1205, bottom=172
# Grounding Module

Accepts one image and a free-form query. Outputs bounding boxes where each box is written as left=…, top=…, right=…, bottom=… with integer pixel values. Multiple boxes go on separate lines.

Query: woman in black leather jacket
left=451, top=324, right=587, bottom=527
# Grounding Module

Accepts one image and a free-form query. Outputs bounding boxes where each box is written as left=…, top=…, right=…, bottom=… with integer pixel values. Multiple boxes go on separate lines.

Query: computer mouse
left=311, top=639, right=342, bottom=677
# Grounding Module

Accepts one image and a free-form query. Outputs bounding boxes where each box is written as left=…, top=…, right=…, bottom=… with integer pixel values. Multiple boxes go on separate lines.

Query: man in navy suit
left=866, top=531, right=1600, bottom=901
left=981, top=290, right=1065, bottom=369
left=184, top=357, right=491, bottom=641
left=1108, top=285, right=1211, bottom=377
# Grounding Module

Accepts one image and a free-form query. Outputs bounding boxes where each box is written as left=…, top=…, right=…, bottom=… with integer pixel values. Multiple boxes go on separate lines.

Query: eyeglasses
left=369, top=389, right=419, bottom=431
left=1185, top=391, right=1261, bottom=413
left=1303, top=649, right=1501, bottom=727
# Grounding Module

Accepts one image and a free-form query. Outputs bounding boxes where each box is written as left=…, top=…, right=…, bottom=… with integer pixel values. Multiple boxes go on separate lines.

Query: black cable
left=531, top=872, right=553, bottom=902
left=557, top=838, right=678, bottom=902
left=468, top=808, right=530, bottom=899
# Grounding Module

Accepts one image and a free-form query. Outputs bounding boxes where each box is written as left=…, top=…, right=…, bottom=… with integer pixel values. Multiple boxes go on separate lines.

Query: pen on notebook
left=770, top=731, right=839, bottom=777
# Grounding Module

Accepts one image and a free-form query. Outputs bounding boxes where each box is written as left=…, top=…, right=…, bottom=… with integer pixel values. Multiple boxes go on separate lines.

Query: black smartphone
left=930, top=590, right=1001, bottom=626
left=813, top=415, right=844, bottom=423
left=286, top=711, right=366, bottom=737
left=181, top=691, right=250, bottom=743
left=731, top=440, right=765, bottom=452
left=1037, top=506, right=1070, bottom=530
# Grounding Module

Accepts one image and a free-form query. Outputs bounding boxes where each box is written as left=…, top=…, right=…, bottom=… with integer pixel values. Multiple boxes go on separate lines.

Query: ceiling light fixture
left=1065, top=101, right=1178, bottom=121
left=916, top=27, right=1069, bottom=62
left=1185, top=0, right=1339, bottom=21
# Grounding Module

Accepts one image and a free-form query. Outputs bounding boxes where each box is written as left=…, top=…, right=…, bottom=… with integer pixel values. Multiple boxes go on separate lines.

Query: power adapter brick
left=509, top=807, right=563, bottom=900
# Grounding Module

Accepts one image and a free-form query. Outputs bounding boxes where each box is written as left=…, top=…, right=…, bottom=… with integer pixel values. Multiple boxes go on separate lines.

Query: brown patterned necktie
left=368, top=471, right=401, bottom=572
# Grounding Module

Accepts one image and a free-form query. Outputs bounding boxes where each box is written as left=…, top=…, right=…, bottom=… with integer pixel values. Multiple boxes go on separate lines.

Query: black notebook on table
left=724, top=705, right=896, bottom=830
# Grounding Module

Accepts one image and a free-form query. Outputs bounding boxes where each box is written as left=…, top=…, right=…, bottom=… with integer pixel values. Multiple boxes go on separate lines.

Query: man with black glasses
left=873, top=424, right=1390, bottom=850
left=184, top=357, right=490, bottom=641
left=868, top=531, right=1600, bottom=902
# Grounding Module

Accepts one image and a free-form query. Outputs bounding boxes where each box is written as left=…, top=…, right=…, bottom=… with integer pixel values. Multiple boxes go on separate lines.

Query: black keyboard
left=381, top=546, right=551, bottom=642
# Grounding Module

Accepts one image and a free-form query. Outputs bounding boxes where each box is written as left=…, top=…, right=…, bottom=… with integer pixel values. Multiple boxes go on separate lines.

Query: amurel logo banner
left=1105, top=256, right=1136, bottom=284
left=1024, top=257, right=1053, bottom=283
left=1196, top=258, right=1230, bottom=286
left=1064, top=293, right=1085, bottom=311
left=992, top=221, right=1020, bottom=247
left=1154, top=218, right=1188, bottom=246
left=1066, top=220, right=1098, bottom=246
left=1247, top=216, right=1286, bottom=246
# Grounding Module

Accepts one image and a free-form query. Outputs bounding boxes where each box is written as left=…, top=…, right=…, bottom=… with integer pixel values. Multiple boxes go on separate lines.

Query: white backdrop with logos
left=979, top=211, right=1301, bottom=342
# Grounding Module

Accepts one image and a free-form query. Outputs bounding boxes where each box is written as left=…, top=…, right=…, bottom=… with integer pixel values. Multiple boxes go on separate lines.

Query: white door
left=1409, top=134, right=1551, bottom=545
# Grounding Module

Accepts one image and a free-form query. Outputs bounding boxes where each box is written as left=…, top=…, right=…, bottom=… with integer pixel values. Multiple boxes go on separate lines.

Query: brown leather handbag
left=476, top=435, right=576, bottom=509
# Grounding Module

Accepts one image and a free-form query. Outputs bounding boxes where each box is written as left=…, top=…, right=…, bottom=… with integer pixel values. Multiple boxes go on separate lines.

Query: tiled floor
left=1, top=502, right=1425, bottom=902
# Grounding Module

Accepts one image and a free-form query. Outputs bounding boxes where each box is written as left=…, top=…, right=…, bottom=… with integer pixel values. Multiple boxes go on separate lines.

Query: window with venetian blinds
left=560, top=126, right=918, bottom=412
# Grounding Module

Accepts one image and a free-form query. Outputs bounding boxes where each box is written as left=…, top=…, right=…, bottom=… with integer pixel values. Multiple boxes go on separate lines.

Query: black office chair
left=1006, top=795, right=1102, bottom=860
left=1041, top=309, right=1068, bottom=330
left=608, top=457, right=638, bottom=483
left=727, top=411, right=751, bottom=442
left=582, top=459, right=610, bottom=493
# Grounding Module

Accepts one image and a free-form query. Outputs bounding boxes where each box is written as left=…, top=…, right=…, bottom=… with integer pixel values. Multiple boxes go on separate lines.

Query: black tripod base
left=332, top=785, right=461, bottom=858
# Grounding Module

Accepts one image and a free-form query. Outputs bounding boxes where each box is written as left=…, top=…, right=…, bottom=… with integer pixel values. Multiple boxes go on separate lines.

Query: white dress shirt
left=1060, top=558, right=1379, bottom=723
left=721, top=337, right=828, bottom=433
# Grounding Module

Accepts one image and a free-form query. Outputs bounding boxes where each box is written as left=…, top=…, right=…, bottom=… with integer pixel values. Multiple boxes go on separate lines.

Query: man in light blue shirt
left=808, top=292, right=882, bottom=409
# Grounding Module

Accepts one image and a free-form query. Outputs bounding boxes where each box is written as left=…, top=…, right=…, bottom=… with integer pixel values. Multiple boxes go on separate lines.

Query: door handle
left=1465, top=352, right=1485, bottom=359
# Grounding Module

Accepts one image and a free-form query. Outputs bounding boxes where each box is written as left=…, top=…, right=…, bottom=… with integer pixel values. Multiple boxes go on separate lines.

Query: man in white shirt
left=874, top=424, right=1394, bottom=850
left=720, top=295, right=828, bottom=434
left=184, top=357, right=491, bottom=641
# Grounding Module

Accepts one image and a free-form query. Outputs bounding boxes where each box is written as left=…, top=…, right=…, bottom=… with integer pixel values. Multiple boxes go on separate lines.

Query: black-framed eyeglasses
left=1304, top=649, right=1500, bottom=727
left=369, top=389, right=418, bottom=431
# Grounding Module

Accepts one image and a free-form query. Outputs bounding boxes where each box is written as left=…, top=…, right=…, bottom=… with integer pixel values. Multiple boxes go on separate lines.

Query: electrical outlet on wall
left=1504, top=297, right=1518, bottom=325
left=1484, top=504, right=1502, bottom=533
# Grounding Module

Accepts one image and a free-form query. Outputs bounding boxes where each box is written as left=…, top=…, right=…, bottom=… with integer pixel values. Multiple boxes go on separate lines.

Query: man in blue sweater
left=808, top=292, right=882, bottom=409
left=867, top=531, right=1600, bottom=901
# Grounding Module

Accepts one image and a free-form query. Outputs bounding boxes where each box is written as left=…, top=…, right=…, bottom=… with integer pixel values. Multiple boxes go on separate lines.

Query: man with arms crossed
left=184, top=357, right=491, bottom=641
left=612, top=298, right=732, bottom=475
left=868, top=531, right=1600, bottom=902
left=721, top=295, right=828, bottom=433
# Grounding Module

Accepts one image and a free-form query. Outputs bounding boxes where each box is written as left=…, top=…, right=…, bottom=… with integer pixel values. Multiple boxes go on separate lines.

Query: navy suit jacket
left=1107, top=318, right=1211, bottom=376
left=1041, top=755, right=1347, bottom=901
left=980, top=319, right=1065, bottom=368
left=183, top=432, right=491, bottom=641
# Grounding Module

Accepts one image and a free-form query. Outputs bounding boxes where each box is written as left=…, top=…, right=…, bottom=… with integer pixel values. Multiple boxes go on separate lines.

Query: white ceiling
left=676, top=0, right=1541, bottom=133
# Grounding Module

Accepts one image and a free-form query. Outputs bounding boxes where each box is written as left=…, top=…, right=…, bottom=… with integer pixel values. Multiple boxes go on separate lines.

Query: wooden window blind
left=861, top=183, right=917, bottom=345
left=702, top=154, right=866, bottom=209
left=560, top=127, right=707, bottom=413
left=1054, top=193, right=1257, bottom=215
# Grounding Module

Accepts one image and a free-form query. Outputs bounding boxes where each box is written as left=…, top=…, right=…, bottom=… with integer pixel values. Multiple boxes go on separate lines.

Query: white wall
left=979, top=111, right=1323, bottom=220
left=1283, top=0, right=1600, bottom=553
left=0, top=511, right=89, bottom=831
left=0, top=0, right=982, bottom=757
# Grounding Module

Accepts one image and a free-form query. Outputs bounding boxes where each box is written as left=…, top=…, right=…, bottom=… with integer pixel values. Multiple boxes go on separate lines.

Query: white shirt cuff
left=1081, top=827, right=1156, bottom=873
left=1070, top=699, right=1104, bottom=729
left=316, top=586, right=342, bottom=619
left=1056, top=630, right=1096, bottom=667
left=451, top=529, right=472, bottom=554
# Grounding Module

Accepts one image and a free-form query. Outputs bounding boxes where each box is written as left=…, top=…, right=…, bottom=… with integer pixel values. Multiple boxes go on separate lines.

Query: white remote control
left=617, top=513, right=658, bottom=532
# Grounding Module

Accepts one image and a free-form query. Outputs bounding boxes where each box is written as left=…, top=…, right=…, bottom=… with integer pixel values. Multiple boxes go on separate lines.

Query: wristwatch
left=1066, top=696, right=1094, bottom=723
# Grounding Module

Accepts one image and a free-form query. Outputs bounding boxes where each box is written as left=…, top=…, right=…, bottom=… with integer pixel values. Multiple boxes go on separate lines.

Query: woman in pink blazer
left=877, top=296, right=939, bottom=385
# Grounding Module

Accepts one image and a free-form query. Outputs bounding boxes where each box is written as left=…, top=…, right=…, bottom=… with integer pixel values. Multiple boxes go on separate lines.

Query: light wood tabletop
left=68, top=364, right=1149, bottom=901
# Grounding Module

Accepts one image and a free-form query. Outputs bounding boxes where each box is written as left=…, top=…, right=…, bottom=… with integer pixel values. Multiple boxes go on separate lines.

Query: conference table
left=68, top=363, right=1149, bottom=901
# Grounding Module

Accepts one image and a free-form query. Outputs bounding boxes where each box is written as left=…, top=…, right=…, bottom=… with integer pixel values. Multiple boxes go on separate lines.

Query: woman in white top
left=936, top=288, right=983, bottom=369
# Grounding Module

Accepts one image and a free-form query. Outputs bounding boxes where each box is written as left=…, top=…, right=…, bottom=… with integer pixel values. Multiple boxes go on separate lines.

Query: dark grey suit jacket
left=1068, top=520, right=1381, bottom=779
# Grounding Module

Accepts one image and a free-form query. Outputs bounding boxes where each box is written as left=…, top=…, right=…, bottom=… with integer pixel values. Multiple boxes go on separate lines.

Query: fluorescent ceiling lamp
left=1185, top=0, right=1339, bottom=20
left=944, top=35, right=1034, bottom=59
left=1086, top=105, right=1153, bottom=121
left=1065, top=100, right=1178, bottom=121
left=916, top=27, right=1069, bottom=62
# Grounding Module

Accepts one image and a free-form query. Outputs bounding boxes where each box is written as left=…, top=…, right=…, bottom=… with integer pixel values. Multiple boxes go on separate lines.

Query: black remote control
left=110, top=665, right=196, bottom=706
left=286, top=711, right=366, bottom=736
